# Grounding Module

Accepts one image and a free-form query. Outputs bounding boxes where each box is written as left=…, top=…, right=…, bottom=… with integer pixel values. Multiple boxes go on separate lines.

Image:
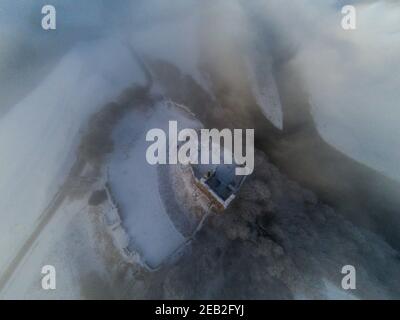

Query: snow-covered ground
left=0, top=186, right=100, bottom=299
left=283, top=1, right=400, bottom=183
left=246, top=57, right=283, bottom=130
left=107, top=102, right=202, bottom=269
left=0, top=38, right=145, bottom=279
left=0, top=98, right=210, bottom=297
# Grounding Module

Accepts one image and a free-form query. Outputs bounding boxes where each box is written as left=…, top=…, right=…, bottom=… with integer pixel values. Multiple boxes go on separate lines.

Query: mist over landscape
left=0, top=0, right=399, bottom=300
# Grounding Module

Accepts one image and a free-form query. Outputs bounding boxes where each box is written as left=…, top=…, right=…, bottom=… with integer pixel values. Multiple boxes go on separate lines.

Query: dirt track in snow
left=0, top=159, right=86, bottom=292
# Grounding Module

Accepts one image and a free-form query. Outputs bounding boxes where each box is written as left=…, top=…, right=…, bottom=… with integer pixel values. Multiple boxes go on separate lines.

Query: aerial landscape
left=0, top=0, right=399, bottom=301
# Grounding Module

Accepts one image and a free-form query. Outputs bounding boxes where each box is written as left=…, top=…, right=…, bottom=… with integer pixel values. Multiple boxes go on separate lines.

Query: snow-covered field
left=283, top=1, right=400, bottom=183
left=0, top=187, right=102, bottom=299
left=0, top=38, right=145, bottom=279
left=107, top=103, right=201, bottom=269
left=246, top=58, right=283, bottom=130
